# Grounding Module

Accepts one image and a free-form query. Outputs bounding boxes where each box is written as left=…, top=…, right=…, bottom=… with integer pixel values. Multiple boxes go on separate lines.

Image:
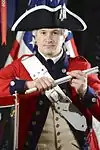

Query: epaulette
left=69, top=55, right=89, bottom=63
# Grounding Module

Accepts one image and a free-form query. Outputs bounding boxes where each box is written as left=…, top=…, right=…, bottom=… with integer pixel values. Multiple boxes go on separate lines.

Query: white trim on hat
left=64, top=6, right=87, bottom=31
left=11, top=5, right=87, bottom=31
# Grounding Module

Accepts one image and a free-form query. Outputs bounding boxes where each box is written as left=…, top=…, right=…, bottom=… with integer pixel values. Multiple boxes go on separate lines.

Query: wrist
left=78, top=87, right=87, bottom=98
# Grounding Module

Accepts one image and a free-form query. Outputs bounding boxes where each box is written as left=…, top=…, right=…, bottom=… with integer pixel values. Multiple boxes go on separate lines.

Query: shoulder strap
left=21, top=55, right=87, bottom=131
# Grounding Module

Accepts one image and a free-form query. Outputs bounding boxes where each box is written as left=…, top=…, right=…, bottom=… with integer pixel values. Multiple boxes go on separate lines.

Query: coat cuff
left=80, top=86, right=97, bottom=107
left=9, top=79, right=26, bottom=95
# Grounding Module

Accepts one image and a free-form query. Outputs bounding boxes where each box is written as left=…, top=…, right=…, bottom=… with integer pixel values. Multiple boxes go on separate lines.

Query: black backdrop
left=0, top=0, right=29, bottom=69
left=68, top=0, right=100, bottom=67
left=0, top=29, right=16, bottom=68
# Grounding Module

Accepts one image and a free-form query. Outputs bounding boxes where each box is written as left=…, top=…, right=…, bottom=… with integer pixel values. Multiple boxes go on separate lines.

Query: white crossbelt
left=21, top=55, right=87, bottom=131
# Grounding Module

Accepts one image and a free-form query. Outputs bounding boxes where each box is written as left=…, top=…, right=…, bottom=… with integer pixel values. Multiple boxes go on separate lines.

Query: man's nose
left=46, top=33, right=53, bottom=41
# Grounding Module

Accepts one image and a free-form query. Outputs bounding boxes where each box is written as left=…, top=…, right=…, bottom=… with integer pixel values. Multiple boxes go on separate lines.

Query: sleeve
left=9, top=79, right=27, bottom=95
left=69, top=57, right=100, bottom=122
left=0, top=58, right=25, bottom=96
left=86, top=73, right=100, bottom=121
left=80, top=86, right=98, bottom=108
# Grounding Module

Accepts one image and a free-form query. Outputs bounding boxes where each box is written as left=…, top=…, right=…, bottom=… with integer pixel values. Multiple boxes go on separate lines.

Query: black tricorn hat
left=11, top=0, right=87, bottom=31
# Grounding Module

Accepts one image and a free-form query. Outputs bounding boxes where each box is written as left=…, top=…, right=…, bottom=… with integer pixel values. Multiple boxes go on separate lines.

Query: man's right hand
left=26, top=77, right=54, bottom=92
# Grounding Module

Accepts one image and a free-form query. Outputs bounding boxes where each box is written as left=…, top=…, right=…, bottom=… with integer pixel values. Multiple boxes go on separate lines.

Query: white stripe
left=17, top=40, right=33, bottom=58
left=16, top=31, right=25, bottom=42
left=65, top=40, right=75, bottom=57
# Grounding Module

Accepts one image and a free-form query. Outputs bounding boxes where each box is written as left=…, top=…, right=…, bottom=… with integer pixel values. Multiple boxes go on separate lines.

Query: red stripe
left=10, top=40, right=20, bottom=60
left=71, top=38, right=79, bottom=56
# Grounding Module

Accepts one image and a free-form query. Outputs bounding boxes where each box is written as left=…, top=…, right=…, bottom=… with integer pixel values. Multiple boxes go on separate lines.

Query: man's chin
left=44, top=45, right=55, bottom=49
left=44, top=48, right=55, bottom=52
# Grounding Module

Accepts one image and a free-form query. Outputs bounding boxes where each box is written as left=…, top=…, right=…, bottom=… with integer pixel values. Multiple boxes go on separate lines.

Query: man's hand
left=67, top=70, right=87, bottom=97
left=26, top=77, right=54, bottom=92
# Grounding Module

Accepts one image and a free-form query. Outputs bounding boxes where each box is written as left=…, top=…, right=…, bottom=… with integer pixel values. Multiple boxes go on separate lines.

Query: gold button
left=32, top=121, right=36, bottom=126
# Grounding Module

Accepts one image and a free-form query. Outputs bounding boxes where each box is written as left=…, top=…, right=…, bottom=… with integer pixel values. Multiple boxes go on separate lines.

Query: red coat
left=0, top=55, right=100, bottom=150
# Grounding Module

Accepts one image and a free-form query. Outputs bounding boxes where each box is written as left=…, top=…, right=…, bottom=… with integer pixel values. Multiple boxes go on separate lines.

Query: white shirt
left=38, top=49, right=63, bottom=64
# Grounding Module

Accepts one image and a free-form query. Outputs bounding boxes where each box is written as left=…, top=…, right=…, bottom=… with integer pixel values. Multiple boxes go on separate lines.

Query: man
left=0, top=0, right=100, bottom=150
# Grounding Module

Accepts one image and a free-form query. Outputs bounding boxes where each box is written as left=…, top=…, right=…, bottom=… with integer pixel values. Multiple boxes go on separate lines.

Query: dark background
left=68, top=0, right=100, bottom=67
left=0, top=0, right=29, bottom=68
left=0, top=0, right=100, bottom=68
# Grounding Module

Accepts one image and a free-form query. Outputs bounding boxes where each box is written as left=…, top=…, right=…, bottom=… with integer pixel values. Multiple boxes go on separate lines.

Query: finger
left=68, top=70, right=86, bottom=78
left=70, top=78, right=87, bottom=86
left=35, top=80, right=44, bottom=91
left=42, top=77, right=54, bottom=90
left=38, top=78, right=49, bottom=91
left=74, top=71, right=87, bottom=78
left=37, top=77, right=54, bottom=91
left=69, top=72, right=86, bottom=81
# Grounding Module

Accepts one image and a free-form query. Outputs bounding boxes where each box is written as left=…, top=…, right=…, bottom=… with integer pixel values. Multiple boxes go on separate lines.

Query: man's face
left=35, top=28, right=64, bottom=58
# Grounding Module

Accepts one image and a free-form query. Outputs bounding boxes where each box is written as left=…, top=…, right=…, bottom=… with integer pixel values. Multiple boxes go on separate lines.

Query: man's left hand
left=67, top=70, right=87, bottom=97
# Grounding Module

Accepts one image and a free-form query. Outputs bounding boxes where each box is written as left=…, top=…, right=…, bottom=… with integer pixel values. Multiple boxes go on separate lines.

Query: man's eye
left=53, top=32, right=57, bottom=34
left=41, top=31, right=46, bottom=35
left=53, top=31, right=59, bottom=35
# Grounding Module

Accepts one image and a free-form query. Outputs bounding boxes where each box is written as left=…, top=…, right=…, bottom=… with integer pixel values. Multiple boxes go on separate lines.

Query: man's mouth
left=44, top=45, right=55, bottom=47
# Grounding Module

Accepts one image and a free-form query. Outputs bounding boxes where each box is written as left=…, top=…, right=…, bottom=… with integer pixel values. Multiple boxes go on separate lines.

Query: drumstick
left=25, top=66, right=99, bottom=94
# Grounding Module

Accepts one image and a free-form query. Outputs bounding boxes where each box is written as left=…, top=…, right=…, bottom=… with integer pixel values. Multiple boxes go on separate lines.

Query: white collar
left=38, top=49, right=63, bottom=64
